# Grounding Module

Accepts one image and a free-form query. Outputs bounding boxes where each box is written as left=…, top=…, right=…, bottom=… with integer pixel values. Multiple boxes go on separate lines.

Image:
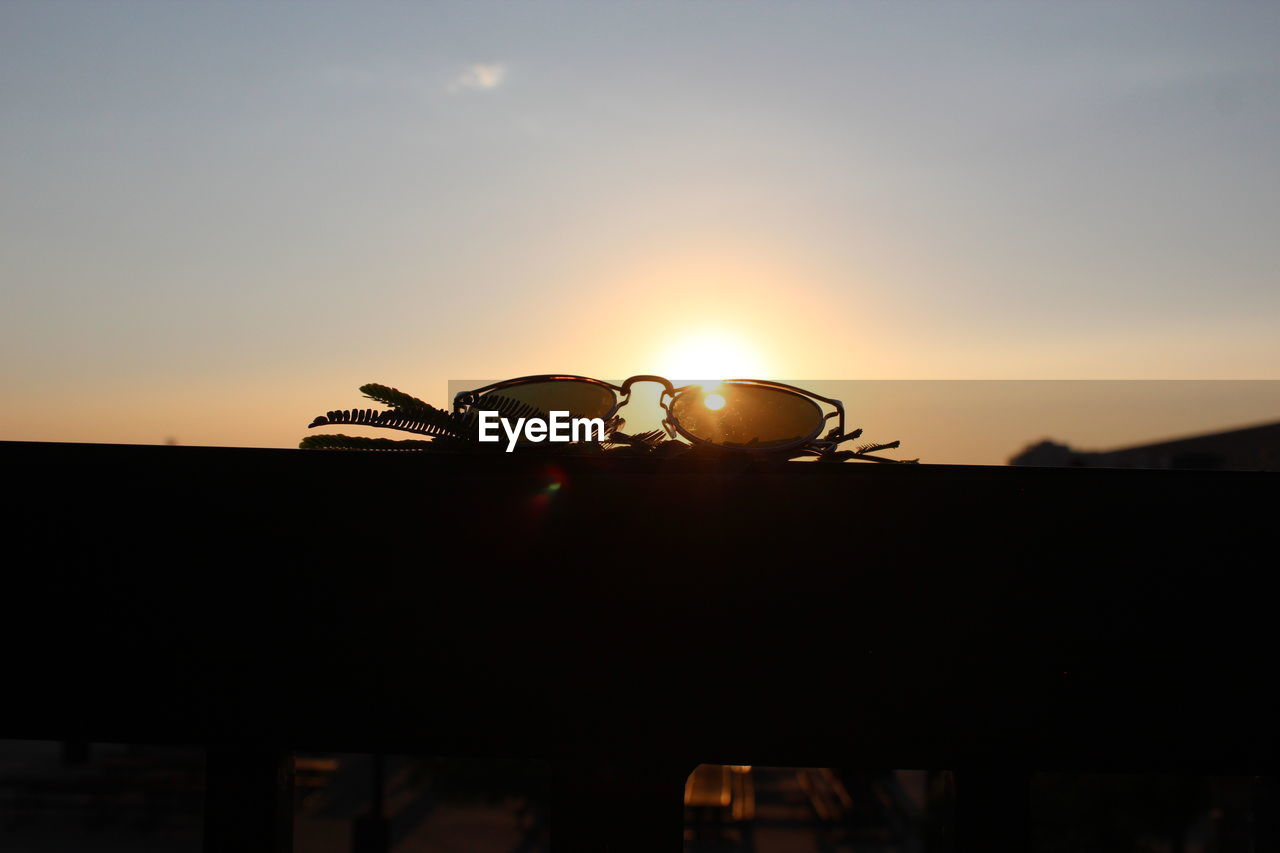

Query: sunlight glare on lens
left=704, top=393, right=726, bottom=411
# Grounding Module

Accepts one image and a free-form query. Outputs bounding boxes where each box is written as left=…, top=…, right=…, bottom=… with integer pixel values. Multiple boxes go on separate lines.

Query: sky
left=2, top=1, right=1279, bottom=460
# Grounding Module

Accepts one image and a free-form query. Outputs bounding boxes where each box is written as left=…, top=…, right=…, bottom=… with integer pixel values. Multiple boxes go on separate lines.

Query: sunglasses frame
left=452, top=374, right=849, bottom=456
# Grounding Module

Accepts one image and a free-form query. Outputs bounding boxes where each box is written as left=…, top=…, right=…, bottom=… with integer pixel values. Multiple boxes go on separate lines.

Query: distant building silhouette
left=1010, top=420, right=1280, bottom=471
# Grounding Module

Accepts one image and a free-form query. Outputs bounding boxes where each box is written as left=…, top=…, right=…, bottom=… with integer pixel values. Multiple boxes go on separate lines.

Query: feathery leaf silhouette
left=605, top=429, right=667, bottom=449
left=856, top=440, right=901, bottom=455
left=308, top=407, right=459, bottom=438
left=359, top=383, right=441, bottom=415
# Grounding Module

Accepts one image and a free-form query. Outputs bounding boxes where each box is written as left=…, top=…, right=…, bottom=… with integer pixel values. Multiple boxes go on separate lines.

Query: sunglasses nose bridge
left=618, top=375, right=675, bottom=397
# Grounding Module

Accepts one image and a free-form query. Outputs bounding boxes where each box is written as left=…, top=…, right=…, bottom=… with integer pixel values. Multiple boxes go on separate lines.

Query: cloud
left=449, top=63, right=507, bottom=93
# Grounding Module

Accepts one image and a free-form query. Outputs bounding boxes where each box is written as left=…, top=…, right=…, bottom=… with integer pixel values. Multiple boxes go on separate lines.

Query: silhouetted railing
left=2, top=440, right=1277, bottom=851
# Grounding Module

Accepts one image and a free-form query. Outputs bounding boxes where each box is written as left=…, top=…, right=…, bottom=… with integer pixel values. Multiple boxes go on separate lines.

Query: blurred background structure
left=1010, top=419, right=1280, bottom=470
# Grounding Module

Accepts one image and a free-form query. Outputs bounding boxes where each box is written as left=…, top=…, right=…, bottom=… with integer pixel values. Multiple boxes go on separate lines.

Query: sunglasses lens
left=479, top=380, right=616, bottom=420
left=670, top=383, right=824, bottom=449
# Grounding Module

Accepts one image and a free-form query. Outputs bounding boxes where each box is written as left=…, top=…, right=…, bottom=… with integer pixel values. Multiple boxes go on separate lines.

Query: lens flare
left=528, top=464, right=567, bottom=514
left=704, top=393, right=726, bottom=411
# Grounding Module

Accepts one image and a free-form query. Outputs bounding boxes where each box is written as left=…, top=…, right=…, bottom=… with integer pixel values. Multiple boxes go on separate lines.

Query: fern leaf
left=605, top=429, right=667, bottom=449
left=308, top=407, right=458, bottom=438
left=359, top=383, right=440, bottom=415
left=856, top=440, right=901, bottom=455
left=451, top=393, right=556, bottom=441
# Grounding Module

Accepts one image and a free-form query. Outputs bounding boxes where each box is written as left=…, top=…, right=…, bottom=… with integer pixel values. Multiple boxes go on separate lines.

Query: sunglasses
left=452, top=374, right=880, bottom=458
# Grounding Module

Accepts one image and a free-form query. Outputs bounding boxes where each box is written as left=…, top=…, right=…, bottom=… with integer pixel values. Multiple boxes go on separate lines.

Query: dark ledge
left=1, top=440, right=1276, bottom=772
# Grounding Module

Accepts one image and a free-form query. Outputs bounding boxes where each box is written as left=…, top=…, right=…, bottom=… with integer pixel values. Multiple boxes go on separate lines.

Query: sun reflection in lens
left=704, top=393, right=726, bottom=411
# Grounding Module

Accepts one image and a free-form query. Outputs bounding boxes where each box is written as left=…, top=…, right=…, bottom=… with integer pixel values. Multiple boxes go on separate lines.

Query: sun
left=656, top=331, right=769, bottom=384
